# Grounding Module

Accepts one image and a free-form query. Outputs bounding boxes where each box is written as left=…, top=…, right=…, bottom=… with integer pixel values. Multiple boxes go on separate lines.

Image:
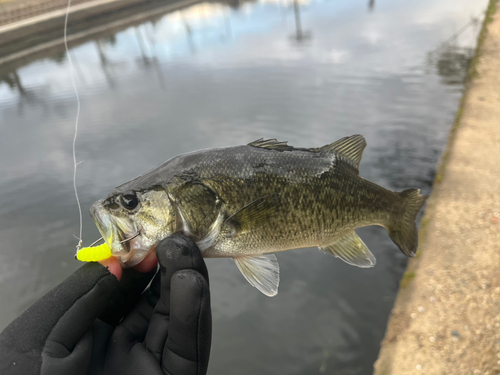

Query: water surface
left=0, top=0, right=488, bottom=373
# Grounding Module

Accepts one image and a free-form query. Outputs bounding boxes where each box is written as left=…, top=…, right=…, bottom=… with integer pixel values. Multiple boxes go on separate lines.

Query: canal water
left=0, top=0, right=488, bottom=373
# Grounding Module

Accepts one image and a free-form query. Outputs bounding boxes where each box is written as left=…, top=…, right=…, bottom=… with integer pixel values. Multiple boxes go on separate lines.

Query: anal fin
left=233, top=254, right=280, bottom=297
left=320, top=231, right=376, bottom=268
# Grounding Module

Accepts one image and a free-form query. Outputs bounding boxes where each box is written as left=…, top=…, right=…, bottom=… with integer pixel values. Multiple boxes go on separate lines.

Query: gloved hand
left=0, top=234, right=211, bottom=375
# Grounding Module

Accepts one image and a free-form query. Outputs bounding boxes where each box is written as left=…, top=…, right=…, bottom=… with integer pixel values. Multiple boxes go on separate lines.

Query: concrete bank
left=374, top=1, right=500, bottom=374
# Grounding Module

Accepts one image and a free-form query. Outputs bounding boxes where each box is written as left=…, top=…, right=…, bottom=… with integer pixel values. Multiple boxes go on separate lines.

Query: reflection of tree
left=69, top=50, right=87, bottom=86
left=368, top=0, right=375, bottom=11
left=429, top=45, right=474, bottom=85
left=293, top=0, right=303, bottom=40
left=427, top=13, right=481, bottom=85
left=135, top=27, right=151, bottom=67
left=50, top=50, right=67, bottom=64
left=0, top=69, right=48, bottom=111
left=136, top=25, right=166, bottom=89
left=222, top=6, right=232, bottom=42
left=102, top=35, right=118, bottom=47
left=148, top=14, right=165, bottom=28
left=94, top=40, right=116, bottom=88
left=225, top=0, right=240, bottom=9
left=181, top=16, right=196, bottom=53
left=220, top=0, right=257, bottom=10
left=0, top=70, right=27, bottom=96
left=290, top=0, right=311, bottom=43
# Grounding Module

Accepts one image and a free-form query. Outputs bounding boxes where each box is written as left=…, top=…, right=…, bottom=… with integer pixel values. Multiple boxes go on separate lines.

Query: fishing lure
left=76, top=242, right=112, bottom=262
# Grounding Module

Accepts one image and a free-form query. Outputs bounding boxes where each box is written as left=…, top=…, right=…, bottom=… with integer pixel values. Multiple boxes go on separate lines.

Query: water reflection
left=94, top=40, right=117, bottom=88
left=69, top=50, right=88, bottom=86
left=427, top=12, right=482, bottom=85
left=428, top=39, right=477, bottom=86
left=368, top=0, right=375, bottom=12
left=0, top=71, right=26, bottom=97
left=435, top=46, right=474, bottom=85
left=0, top=0, right=490, bottom=374
left=182, top=15, right=197, bottom=53
left=134, top=26, right=166, bottom=88
left=291, top=0, right=311, bottom=43
left=0, top=69, right=48, bottom=112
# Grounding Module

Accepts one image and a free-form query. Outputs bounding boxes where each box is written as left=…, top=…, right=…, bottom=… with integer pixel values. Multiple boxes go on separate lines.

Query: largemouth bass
left=90, top=135, right=427, bottom=296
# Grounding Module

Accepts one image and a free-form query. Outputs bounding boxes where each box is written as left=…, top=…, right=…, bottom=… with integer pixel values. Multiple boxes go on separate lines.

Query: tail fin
left=388, top=189, right=428, bottom=257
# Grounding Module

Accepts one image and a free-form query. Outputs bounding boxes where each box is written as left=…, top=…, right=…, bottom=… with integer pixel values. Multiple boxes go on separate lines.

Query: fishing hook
left=89, top=237, right=104, bottom=247
left=120, top=230, right=141, bottom=244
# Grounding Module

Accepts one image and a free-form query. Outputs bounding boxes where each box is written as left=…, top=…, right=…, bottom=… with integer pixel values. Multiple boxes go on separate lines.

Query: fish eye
left=120, top=193, right=139, bottom=210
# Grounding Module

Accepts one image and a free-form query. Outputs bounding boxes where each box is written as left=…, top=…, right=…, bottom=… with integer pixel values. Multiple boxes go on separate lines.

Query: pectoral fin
left=233, top=254, right=280, bottom=297
left=224, top=194, right=281, bottom=237
left=320, top=231, right=376, bottom=268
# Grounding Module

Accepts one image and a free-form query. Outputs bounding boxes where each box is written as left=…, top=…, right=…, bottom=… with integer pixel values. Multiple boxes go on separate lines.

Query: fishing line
left=64, top=0, right=83, bottom=251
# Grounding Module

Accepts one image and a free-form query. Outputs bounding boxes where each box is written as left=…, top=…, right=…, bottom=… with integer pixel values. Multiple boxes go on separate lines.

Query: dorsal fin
left=317, top=134, right=366, bottom=171
left=248, top=138, right=294, bottom=151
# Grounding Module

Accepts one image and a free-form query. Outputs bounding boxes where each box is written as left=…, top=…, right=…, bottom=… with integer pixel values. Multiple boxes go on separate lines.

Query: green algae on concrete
left=469, top=0, right=498, bottom=79
left=399, top=271, right=416, bottom=290
left=374, top=0, right=500, bottom=374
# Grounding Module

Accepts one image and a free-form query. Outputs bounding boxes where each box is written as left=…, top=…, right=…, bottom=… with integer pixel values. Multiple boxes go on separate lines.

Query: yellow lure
left=76, top=243, right=113, bottom=262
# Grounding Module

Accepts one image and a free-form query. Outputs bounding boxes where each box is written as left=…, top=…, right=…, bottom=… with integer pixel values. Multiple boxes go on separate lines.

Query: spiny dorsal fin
left=248, top=138, right=294, bottom=151
left=320, top=231, right=376, bottom=268
left=317, top=134, right=366, bottom=171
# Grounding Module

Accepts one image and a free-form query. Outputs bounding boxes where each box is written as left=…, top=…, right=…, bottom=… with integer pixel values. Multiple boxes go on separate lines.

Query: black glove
left=0, top=234, right=211, bottom=375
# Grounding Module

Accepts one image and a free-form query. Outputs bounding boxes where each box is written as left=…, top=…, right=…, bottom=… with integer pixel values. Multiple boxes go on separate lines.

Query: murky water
left=0, top=0, right=488, bottom=373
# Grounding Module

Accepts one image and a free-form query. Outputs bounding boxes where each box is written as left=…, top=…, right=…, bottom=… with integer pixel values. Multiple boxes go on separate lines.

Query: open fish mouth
left=90, top=200, right=153, bottom=267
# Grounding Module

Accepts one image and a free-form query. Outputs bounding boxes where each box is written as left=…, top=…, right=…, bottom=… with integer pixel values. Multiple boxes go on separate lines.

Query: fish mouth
left=90, top=200, right=153, bottom=267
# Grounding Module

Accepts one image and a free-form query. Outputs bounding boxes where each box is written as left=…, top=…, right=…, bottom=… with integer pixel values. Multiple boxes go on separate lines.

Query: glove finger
left=98, top=265, right=157, bottom=327
left=110, top=295, right=154, bottom=347
left=162, top=270, right=211, bottom=375
left=102, top=272, right=165, bottom=375
left=145, top=234, right=208, bottom=359
left=41, top=263, right=121, bottom=358
left=41, top=329, right=93, bottom=375
left=108, top=269, right=162, bottom=348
